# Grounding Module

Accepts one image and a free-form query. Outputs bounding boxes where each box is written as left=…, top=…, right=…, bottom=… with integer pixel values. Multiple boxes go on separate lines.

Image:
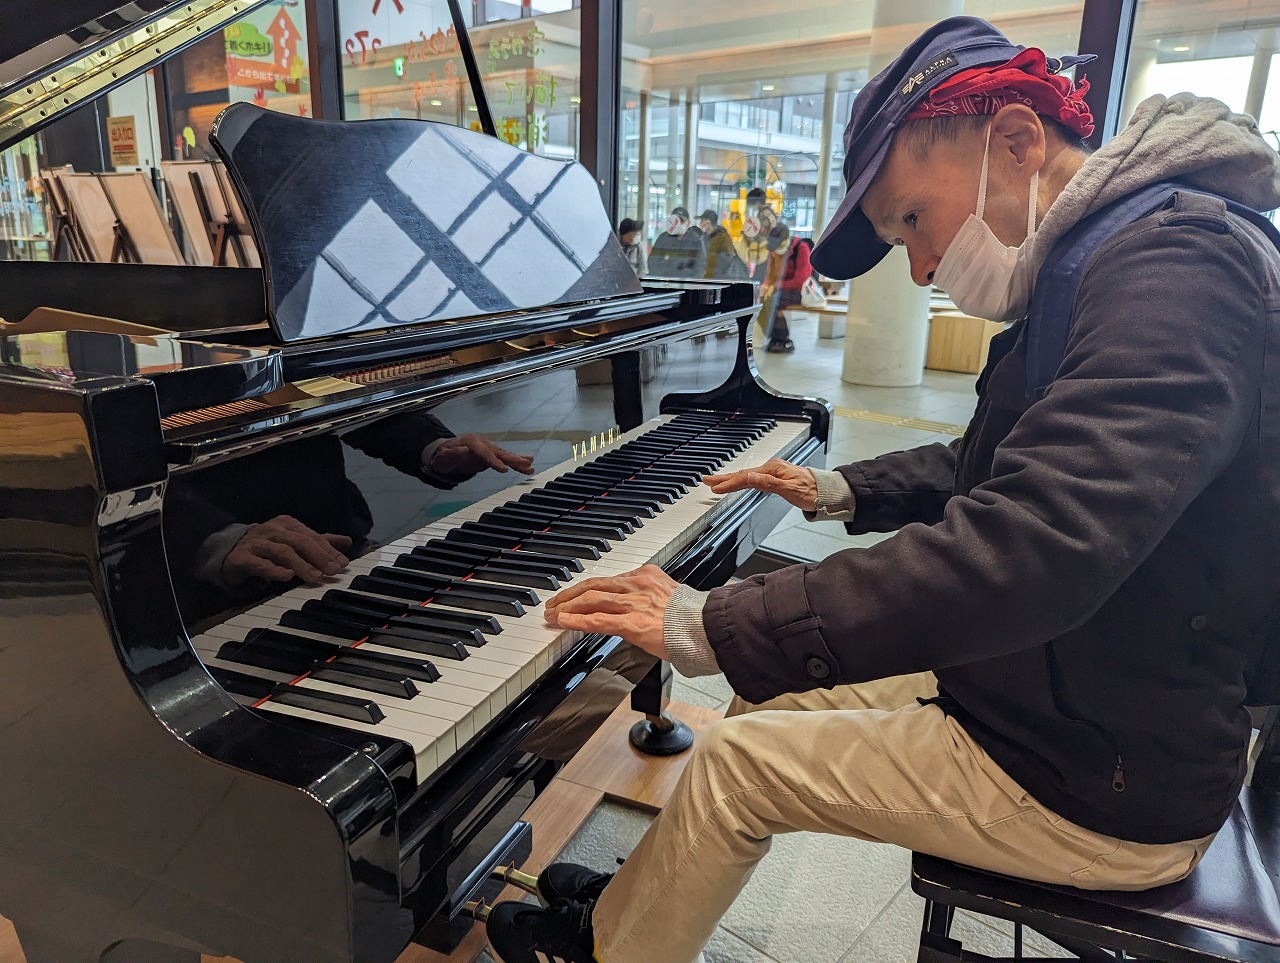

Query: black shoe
left=487, top=898, right=597, bottom=963
left=766, top=338, right=796, bottom=354
left=537, top=862, right=614, bottom=904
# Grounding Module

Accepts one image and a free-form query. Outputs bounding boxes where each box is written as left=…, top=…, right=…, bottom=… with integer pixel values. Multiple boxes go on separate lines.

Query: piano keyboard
left=188, top=411, right=808, bottom=780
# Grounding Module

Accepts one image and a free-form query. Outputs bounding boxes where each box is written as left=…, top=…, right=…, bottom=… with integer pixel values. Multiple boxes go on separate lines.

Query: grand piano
left=0, top=3, right=830, bottom=961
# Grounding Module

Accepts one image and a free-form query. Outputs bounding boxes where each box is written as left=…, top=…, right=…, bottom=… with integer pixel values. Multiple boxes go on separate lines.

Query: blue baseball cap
left=811, top=16, right=1090, bottom=279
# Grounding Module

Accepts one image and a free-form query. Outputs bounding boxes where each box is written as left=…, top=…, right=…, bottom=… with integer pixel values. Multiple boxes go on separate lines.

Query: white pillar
left=841, top=0, right=960, bottom=387
left=813, top=74, right=839, bottom=238
left=682, top=93, right=698, bottom=213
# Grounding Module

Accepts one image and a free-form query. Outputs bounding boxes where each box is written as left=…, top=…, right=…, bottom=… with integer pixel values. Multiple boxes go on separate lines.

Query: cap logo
left=900, top=52, right=958, bottom=96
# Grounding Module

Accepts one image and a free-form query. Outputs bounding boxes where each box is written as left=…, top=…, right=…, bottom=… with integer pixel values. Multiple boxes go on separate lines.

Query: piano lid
left=210, top=104, right=644, bottom=343
left=0, top=0, right=275, bottom=152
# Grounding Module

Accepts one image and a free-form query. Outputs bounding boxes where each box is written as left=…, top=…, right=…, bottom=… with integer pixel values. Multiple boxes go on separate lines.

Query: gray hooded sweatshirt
left=665, top=94, right=1280, bottom=844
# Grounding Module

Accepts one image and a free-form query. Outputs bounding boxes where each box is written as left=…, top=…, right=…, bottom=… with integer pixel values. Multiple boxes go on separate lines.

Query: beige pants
left=593, top=673, right=1215, bottom=963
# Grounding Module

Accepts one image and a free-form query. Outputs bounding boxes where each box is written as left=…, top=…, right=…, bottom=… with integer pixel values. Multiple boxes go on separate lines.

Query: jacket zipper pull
left=1112, top=756, right=1126, bottom=793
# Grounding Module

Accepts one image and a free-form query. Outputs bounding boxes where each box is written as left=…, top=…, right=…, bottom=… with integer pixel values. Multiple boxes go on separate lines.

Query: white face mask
left=932, top=126, right=1039, bottom=322
left=668, top=216, right=688, bottom=236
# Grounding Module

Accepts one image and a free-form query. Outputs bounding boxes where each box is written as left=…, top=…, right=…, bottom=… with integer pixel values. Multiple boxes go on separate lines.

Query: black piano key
left=519, top=535, right=602, bottom=561
left=282, top=609, right=369, bottom=640
left=444, top=527, right=524, bottom=552
left=384, top=616, right=485, bottom=647
left=217, top=638, right=312, bottom=676
left=350, top=574, right=433, bottom=603
left=498, top=547, right=582, bottom=573
left=331, top=649, right=445, bottom=680
left=271, top=686, right=385, bottom=725
left=411, top=543, right=574, bottom=578
left=385, top=601, right=504, bottom=634
left=321, top=590, right=407, bottom=618
left=392, top=553, right=475, bottom=579
left=520, top=491, right=657, bottom=516
left=436, top=585, right=529, bottom=616
left=311, top=663, right=419, bottom=699
left=478, top=556, right=571, bottom=582
left=459, top=521, right=611, bottom=555
left=474, top=564, right=560, bottom=590
left=482, top=509, right=629, bottom=542
left=208, top=665, right=274, bottom=701
left=369, top=566, right=451, bottom=590
left=363, top=625, right=472, bottom=659
left=414, top=539, right=502, bottom=565
left=244, top=627, right=343, bottom=662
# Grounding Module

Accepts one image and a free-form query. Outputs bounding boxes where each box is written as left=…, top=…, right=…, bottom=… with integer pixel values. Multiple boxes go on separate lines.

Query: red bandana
left=905, top=47, right=1094, bottom=138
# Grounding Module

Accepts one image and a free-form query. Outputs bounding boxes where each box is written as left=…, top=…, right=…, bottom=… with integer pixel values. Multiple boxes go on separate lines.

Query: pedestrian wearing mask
left=648, top=206, right=706, bottom=278
left=615, top=217, right=647, bottom=277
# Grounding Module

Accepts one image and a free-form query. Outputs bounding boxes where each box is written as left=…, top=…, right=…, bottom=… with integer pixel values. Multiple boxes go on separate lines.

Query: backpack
left=1026, top=182, right=1280, bottom=705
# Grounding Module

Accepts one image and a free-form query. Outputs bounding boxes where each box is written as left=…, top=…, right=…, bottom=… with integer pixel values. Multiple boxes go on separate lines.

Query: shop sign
left=225, top=5, right=308, bottom=93
left=107, top=116, right=139, bottom=166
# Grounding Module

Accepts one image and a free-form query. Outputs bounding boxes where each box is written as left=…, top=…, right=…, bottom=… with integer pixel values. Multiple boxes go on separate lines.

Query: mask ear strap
left=976, top=123, right=994, bottom=220
left=1027, top=170, right=1040, bottom=236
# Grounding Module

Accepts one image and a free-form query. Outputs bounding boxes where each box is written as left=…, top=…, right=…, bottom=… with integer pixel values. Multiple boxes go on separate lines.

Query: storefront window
left=167, top=1, right=313, bottom=157
left=336, top=0, right=582, bottom=158
left=1122, top=0, right=1280, bottom=150
left=618, top=0, right=1086, bottom=262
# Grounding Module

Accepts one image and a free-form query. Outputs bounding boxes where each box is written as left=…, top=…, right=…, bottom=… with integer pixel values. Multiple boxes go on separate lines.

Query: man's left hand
left=545, top=564, right=676, bottom=659
left=429, top=434, right=535, bottom=479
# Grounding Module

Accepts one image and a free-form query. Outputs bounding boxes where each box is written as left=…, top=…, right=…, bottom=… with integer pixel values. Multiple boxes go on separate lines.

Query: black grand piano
left=0, top=4, right=829, bottom=961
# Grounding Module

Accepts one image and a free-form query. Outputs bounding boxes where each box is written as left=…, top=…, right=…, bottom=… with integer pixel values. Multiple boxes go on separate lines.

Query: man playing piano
left=484, top=16, right=1280, bottom=963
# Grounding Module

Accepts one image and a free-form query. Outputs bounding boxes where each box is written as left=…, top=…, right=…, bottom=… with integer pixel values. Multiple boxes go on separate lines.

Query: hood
left=1029, top=93, right=1280, bottom=276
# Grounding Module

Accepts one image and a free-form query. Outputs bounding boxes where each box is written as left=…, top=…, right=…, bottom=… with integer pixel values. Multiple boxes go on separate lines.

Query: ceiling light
left=467, top=105, right=478, bottom=111
left=762, top=84, right=776, bottom=91
left=429, top=99, right=443, bottom=106
left=570, top=95, right=581, bottom=104
left=1174, top=44, right=1190, bottom=51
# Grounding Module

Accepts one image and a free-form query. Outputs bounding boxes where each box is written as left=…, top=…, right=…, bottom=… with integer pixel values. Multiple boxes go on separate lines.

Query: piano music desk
left=0, top=698, right=722, bottom=963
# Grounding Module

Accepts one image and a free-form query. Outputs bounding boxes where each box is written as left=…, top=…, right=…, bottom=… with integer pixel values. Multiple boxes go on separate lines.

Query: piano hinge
left=0, top=0, right=275, bottom=148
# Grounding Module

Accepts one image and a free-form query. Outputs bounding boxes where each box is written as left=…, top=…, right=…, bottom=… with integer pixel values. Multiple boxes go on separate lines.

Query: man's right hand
left=223, top=515, right=352, bottom=586
left=703, top=458, right=819, bottom=512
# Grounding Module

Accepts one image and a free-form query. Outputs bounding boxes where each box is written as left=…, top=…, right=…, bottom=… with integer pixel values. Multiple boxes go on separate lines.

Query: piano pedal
left=460, top=898, right=492, bottom=923
left=491, top=861, right=541, bottom=897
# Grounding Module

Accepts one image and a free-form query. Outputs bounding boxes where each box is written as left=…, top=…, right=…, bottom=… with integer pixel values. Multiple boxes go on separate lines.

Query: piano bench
left=910, top=787, right=1280, bottom=963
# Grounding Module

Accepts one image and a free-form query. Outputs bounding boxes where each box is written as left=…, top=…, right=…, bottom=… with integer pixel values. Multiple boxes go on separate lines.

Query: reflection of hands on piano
left=224, top=514, right=353, bottom=587
left=544, top=563, right=676, bottom=659
left=426, top=433, right=535, bottom=481
left=704, top=458, right=819, bottom=511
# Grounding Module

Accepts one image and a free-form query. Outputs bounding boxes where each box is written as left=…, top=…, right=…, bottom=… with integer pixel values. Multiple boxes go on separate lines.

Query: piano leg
left=628, top=660, right=694, bottom=756
left=15, top=926, right=199, bottom=963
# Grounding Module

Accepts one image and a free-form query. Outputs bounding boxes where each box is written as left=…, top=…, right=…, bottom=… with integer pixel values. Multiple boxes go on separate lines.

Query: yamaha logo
left=901, top=51, right=958, bottom=96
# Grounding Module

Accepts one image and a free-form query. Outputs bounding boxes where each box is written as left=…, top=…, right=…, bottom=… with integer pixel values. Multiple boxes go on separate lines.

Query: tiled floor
left=755, top=312, right=978, bottom=563
left=481, top=316, right=1008, bottom=963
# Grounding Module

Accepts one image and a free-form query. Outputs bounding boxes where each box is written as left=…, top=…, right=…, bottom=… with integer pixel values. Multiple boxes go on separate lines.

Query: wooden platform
left=0, top=699, right=722, bottom=963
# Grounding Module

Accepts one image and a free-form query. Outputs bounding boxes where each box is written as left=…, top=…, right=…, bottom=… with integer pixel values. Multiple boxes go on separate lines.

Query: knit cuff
left=194, top=523, right=254, bottom=590
left=804, top=467, right=857, bottom=522
left=663, top=585, right=720, bottom=677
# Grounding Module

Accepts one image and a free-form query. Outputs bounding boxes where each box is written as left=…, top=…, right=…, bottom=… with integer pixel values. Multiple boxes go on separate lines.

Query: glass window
left=336, top=0, right=582, bottom=158
left=1122, top=1, right=1280, bottom=149
left=618, top=0, right=1087, bottom=261
left=167, top=4, right=314, bottom=157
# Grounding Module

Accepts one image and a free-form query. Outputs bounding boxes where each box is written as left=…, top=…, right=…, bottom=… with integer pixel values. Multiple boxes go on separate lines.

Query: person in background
left=759, top=223, right=810, bottom=353
left=733, top=187, right=778, bottom=274
left=648, top=207, right=706, bottom=278
left=698, top=209, right=749, bottom=280
left=616, top=217, right=648, bottom=277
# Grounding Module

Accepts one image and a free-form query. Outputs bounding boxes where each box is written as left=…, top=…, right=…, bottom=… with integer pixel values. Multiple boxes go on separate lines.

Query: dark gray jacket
left=704, top=99, right=1280, bottom=844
